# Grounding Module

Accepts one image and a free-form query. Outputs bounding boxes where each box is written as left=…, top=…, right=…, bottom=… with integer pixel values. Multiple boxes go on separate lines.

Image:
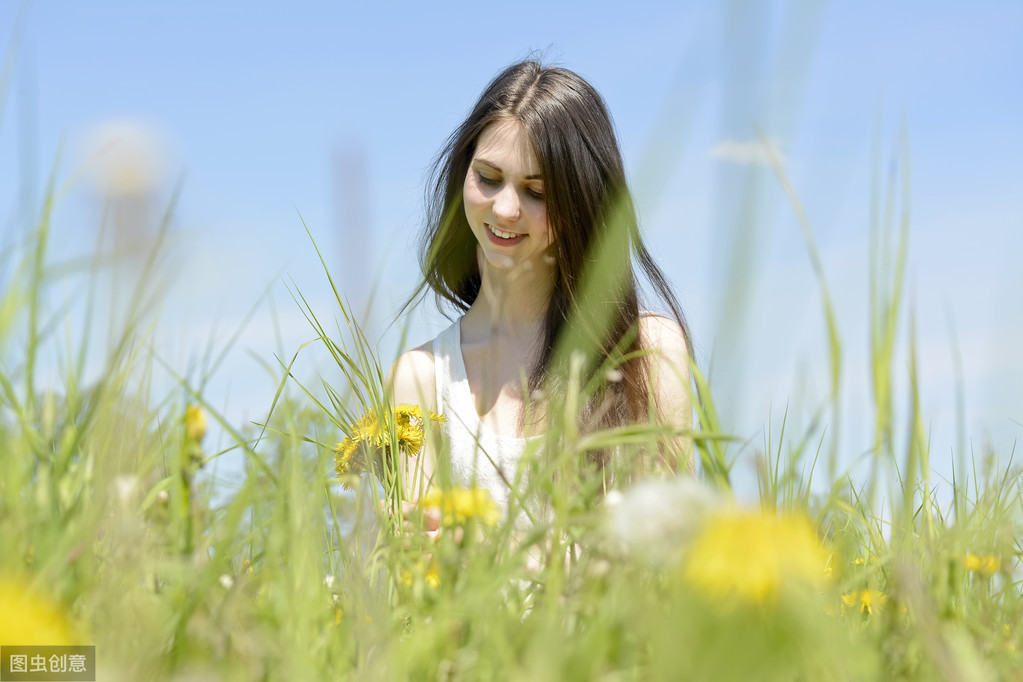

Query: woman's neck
left=467, top=256, right=553, bottom=335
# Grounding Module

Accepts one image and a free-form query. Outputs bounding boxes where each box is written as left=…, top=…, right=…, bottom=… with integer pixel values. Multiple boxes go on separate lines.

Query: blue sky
left=2, top=1, right=1021, bottom=497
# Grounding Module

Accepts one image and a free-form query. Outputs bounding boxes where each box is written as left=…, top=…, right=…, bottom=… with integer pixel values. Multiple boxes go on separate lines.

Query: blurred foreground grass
left=1, top=158, right=1022, bottom=682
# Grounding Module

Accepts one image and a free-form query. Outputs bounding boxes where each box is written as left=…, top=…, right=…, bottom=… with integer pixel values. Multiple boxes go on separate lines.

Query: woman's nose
left=491, top=184, right=520, bottom=222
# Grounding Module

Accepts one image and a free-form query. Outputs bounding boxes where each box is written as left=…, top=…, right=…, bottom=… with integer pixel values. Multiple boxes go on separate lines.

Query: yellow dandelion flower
left=400, top=558, right=441, bottom=589
left=334, top=438, right=362, bottom=473
left=0, top=576, right=77, bottom=645
left=334, top=405, right=445, bottom=486
left=841, top=589, right=886, bottom=615
left=185, top=404, right=207, bottom=442
left=396, top=422, right=425, bottom=456
left=851, top=556, right=879, bottom=567
left=421, top=487, right=500, bottom=527
left=963, top=553, right=1000, bottom=575
left=334, top=608, right=344, bottom=626
left=423, top=562, right=440, bottom=589
left=393, top=404, right=445, bottom=455
left=681, top=509, right=830, bottom=605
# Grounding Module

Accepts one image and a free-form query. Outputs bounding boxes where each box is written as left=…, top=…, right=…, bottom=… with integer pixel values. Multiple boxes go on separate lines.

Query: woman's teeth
left=488, top=224, right=519, bottom=240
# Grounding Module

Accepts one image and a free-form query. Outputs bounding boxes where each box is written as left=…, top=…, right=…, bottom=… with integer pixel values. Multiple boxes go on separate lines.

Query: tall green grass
left=0, top=28, right=1020, bottom=673
left=1, top=135, right=1020, bottom=681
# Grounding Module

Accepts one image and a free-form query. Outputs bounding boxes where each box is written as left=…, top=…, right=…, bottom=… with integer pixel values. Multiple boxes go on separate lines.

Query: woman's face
left=463, top=119, right=554, bottom=275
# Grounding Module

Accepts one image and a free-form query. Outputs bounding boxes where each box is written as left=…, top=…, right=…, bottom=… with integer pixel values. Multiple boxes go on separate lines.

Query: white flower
left=83, top=119, right=168, bottom=197
left=112, top=475, right=140, bottom=508
left=218, top=574, right=234, bottom=590
left=604, top=477, right=727, bottom=566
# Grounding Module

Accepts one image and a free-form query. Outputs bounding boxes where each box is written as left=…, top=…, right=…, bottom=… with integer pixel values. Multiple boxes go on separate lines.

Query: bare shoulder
left=386, top=339, right=437, bottom=411
left=639, top=313, right=694, bottom=474
left=639, top=313, right=690, bottom=363
left=638, top=313, right=692, bottom=407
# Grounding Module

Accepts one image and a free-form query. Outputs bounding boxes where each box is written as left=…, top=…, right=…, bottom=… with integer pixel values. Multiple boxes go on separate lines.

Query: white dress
left=432, top=318, right=542, bottom=515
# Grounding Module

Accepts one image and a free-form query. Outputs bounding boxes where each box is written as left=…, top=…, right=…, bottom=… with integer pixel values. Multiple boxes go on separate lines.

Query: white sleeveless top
left=432, top=318, right=541, bottom=513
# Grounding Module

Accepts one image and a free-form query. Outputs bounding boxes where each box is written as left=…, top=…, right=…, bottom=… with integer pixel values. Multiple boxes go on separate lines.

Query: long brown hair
left=402, top=59, right=693, bottom=454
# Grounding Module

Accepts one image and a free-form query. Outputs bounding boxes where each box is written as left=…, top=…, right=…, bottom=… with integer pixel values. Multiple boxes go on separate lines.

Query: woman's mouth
left=486, top=224, right=527, bottom=245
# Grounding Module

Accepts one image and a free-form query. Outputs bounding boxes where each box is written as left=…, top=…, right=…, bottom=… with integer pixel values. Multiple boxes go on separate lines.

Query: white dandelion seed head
left=604, top=490, right=624, bottom=508
left=112, top=475, right=140, bottom=507
left=605, top=477, right=727, bottom=566
left=82, top=119, right=170, bottom=197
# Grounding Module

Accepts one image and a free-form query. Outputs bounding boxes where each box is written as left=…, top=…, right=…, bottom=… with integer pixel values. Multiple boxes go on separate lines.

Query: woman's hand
left=400, top=500, right=442, bottom=541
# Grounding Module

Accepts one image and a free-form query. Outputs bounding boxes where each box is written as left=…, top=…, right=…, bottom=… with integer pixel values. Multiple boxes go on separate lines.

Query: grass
left=1, top=103, right=1021, bottom=682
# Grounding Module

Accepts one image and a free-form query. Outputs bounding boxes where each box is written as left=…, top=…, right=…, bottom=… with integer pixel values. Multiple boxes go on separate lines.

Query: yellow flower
left=0, top=576, right=77, bottom=645
left=421, top=487, right=500, bottom=527
left=423, top=563, right=440, bottom=589
left=185, top=404, right=207, bottom=442
left=400, top=558, right=441, bottom=589
left=334, top=405, right=445, bottom=487
left=681, top=509, right=830, bottom=605
left=963, top=553, right=1000, bottom=575
left=841, top=589, right=886, bottom=615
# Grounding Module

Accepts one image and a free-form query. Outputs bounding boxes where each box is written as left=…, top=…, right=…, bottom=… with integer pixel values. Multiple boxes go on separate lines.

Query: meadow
left=1, top=111, right=1021, bottom=682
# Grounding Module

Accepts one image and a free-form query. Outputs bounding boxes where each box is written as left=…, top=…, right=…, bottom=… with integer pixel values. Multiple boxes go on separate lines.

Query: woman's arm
left=639, top=314, right=694, bottom=474
left=385, top=342, right=439, bottom=498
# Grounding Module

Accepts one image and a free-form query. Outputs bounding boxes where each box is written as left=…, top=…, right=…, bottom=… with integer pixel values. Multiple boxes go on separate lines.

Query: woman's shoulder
left=386, top=338, right=437, bottom=410
left=638, top=312, right=689, bottom=359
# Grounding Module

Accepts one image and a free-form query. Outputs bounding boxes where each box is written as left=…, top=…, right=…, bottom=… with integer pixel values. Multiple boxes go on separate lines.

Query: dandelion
left=113, top=475, right=140, bottom=509
left=0, top=576, right=76, bottom=645
left=963, top=553, right=1000, bottom=575
left=841, top=589, right=886, bottom=615
left=423, top=563, right=441, bottom=589
left=421, top=487, right=500, bottom=527
left=681, top=509, right=830, bottom=605
left=334, top=405, right=445, bottom=488
left=401, top=558, right=441, bottom=589
left=605, top=477, right=725, bottom=566
left=185, top=404, right=207, bottom=442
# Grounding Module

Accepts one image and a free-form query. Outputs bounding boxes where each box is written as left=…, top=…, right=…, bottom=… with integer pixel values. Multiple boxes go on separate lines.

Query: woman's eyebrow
left=473, top=158, right=543, bottom=181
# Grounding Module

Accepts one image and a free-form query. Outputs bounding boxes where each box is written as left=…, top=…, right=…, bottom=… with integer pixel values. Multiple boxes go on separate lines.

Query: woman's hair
left=403, top=59, right=693, bottom=465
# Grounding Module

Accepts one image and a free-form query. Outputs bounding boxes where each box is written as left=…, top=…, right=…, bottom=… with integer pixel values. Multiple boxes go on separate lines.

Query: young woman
left=389, top=59, right=694, bottom=514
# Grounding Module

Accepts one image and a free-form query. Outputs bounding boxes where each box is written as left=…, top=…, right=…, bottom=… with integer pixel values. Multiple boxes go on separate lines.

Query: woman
left=389, top=59, right=694, bottom=515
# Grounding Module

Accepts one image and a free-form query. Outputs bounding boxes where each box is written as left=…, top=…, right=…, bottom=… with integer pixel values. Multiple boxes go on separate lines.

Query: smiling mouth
left=488, top=224, right=524, bottom=240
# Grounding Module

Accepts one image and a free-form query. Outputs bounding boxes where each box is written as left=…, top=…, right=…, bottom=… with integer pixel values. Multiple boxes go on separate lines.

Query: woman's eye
left=477, top=173, right=499, bottom=186
left=526, top=188, right=544, bottom=201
